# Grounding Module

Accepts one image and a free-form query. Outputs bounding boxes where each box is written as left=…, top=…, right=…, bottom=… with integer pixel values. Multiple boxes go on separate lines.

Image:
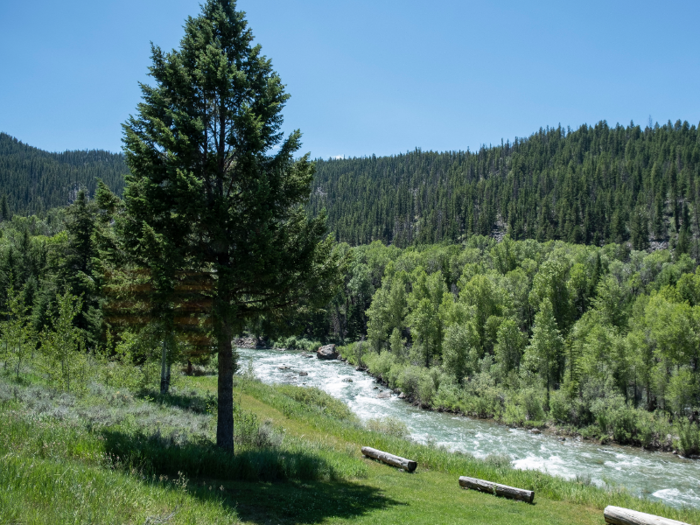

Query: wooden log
left=603, top=506, right=690, bottom=525
left=361, top=446, right=417, bottom=472
left=458, top=476, right=534, bottom=503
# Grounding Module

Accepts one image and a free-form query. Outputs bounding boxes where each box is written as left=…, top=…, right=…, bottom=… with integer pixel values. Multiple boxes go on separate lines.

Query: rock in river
left=316, top=344, right=338, bottom=360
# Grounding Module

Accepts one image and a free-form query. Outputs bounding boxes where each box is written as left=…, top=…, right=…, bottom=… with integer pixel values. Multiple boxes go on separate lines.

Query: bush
left=676, top=420, right=700, bottom=456
left=396, top=365, right=424, bottom=398
left=365, top=351, right=397, bottom=381
left=366, top=417, right=409, bottom=438
left=275, top=384, right=356, bottom=422
left=432, top=382, right=461, bottom=412
left=550, top=389, right=573, bottom=424
left=590, top=395, right=669, bottom=446
left=417, top=372, right=436, bottom=407
left=521, top=388, right=545, bottom=422
left=273, top=337, right=321, bottom=352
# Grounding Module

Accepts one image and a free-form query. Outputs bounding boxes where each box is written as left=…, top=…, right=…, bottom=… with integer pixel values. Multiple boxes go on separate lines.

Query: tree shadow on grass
left=100, top=428, right=401, bottom=524
left=195, top=478, right=400, bottom=525
left=135, top=389, right=214, bottom=414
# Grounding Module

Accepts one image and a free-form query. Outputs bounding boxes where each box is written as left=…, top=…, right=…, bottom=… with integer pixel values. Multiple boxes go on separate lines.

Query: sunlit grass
left=2, top=365, right=699, bottom=525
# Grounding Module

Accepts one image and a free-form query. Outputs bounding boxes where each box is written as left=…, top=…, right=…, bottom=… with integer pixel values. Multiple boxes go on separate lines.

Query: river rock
left=316, top=344, right=338, bottom=360
left=377, top=392, right=391, bottom=399
left=398, top=392, right=406, bottom=399
left=233, top=336, right=269, bottom=349
left=299, top=371, right=308, bottom=376
left=529, top=429, right=541, bottom=434
left=342, top=378, right=353, bottom=383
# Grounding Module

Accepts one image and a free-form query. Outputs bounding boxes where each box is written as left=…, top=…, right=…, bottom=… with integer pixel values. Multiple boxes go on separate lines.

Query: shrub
left=520, top=387, right=545, bottom=422
left=275, top=384, right=356, bottom=422
left=366, top=417, right=409, bottom=438
left=417, top=372, right=436, bottom=407
left=550, top=389, right=573, bottom=424
left=365, top=351, right=397, bottom=381
left=676, top=420, right=700, bottom=456
left=432, top=382, right=461, bottom=411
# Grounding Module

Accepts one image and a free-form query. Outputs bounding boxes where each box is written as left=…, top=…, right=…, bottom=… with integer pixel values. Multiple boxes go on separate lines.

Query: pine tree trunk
left=216, top=322, right=234, bottom=453
left=160, top=340, right=169, bottom=395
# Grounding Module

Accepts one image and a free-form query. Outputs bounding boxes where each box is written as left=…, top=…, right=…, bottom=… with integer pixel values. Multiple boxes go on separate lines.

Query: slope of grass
left=2, top=367, right=699, bottom=525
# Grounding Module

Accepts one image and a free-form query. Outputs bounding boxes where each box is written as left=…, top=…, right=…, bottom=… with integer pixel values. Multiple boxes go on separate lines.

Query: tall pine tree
left=122, top=0, right=342, bottom=451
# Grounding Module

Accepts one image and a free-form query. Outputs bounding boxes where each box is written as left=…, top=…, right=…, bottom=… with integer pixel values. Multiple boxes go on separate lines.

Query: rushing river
left=238, top=347, right=700, bottom=509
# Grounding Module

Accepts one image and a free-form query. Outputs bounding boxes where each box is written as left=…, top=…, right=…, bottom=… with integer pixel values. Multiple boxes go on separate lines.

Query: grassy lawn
left=1, top=369, right=697, bottom=525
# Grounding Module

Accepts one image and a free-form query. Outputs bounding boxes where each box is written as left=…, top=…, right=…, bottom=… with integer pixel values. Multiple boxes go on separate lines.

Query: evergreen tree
left=61, top=189, right=101, bottom=345
left=523, top=298, right=564, bottom=408
left=0, top=194, right=9, bottom=221
left=630, top=207, right=650, bottom=251
left=122, top=0, right=341, bottom=451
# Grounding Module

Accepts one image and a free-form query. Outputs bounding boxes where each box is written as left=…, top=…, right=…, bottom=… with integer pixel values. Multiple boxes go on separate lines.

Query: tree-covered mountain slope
left=0, top=133, right=127, bottom=215
left=3, top=120, right=700, bottom=257
left=310, top=120, right=700, bottom=253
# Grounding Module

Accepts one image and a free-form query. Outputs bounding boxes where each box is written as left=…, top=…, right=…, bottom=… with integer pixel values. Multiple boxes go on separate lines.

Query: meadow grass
left=219, top=375, right=700, bottom=524
left=2, top=365, right=700, bottom=524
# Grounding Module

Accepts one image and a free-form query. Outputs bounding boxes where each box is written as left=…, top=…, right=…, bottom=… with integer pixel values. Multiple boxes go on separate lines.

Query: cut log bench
left=458, top=476, right=534, bottom=503
left=361, top=446, right=417, bottom=473
left=603, top=506, right=690, bottom=525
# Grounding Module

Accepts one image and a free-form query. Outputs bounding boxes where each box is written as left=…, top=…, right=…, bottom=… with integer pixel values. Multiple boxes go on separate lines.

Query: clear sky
left=1, top=0, right=699, bottom=159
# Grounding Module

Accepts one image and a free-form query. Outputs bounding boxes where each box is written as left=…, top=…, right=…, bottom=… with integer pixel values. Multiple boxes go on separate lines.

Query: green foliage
left=676, top=420, right=700, bottom=456
left=272, top=383, right=356, bottom=422
left=331, top=236, right=700, bottom=448
left=309, top=121, right=700, bottom=251
left=0, top=132, right=126, bottom=217
left=273, top=336, right=321, bottom=352
left=442, top=324, right=472, bottom=383
left=522, top=298, right=564, bottom=402
left=1, top=286, right=36, bottom=379
left=40, top=292, right=88, bottom=393
left=365, top=417, right=409, bottom=438
left=120, top=0, right=344, bottom=449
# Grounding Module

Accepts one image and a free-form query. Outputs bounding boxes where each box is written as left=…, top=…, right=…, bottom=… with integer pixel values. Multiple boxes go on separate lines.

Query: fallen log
left=604, top=506, right=690, bottom=525
left=458, top=476, right=534, bottom=503
left=361, top=446, right=417, bottom=472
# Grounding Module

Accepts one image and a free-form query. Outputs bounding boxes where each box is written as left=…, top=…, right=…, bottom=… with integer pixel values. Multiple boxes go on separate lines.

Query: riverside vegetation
left=312, top=238, right=700, bottom=454
left=3, top=198, right=700, bottom=454
left=3, top=343, right=700, bottom=524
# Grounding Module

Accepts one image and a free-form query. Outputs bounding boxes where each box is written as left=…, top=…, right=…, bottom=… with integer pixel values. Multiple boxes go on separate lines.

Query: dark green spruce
left=121, top=0, right=343, bottom=451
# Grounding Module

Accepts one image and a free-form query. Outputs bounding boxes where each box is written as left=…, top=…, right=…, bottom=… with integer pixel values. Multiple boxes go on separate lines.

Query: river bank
left=343, top=356, right=684, bottom=455
left=327, top=343, right=697, bottom=458
left=238, top=346, right=700, bottom=509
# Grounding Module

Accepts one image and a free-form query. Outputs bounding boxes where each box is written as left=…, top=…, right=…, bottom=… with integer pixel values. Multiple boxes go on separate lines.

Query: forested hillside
left=0, top=133, right=127, bottom=215
left=310, top=120, right=700, bottom=253
left=4, top=121, right=700, bottom=256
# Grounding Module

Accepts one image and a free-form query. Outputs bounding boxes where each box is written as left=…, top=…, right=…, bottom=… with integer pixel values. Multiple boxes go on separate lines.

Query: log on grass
left=604, top=506, right=690, bottom=525
left=458, top=476, right=534, bottom=503
left=361, top=446, right=417, bottom=472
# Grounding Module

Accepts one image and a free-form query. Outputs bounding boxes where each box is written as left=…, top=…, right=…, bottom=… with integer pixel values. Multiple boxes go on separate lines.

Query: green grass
left=2, top=366, right=700, bottom=525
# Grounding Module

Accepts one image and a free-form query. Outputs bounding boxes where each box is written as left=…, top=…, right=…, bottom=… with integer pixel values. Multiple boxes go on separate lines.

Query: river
left=238, top=347, right=700, bottom=509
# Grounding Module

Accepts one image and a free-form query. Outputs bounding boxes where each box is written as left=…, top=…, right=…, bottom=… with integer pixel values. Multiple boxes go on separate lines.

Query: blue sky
left=1, top=0, right=698, bottom=159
